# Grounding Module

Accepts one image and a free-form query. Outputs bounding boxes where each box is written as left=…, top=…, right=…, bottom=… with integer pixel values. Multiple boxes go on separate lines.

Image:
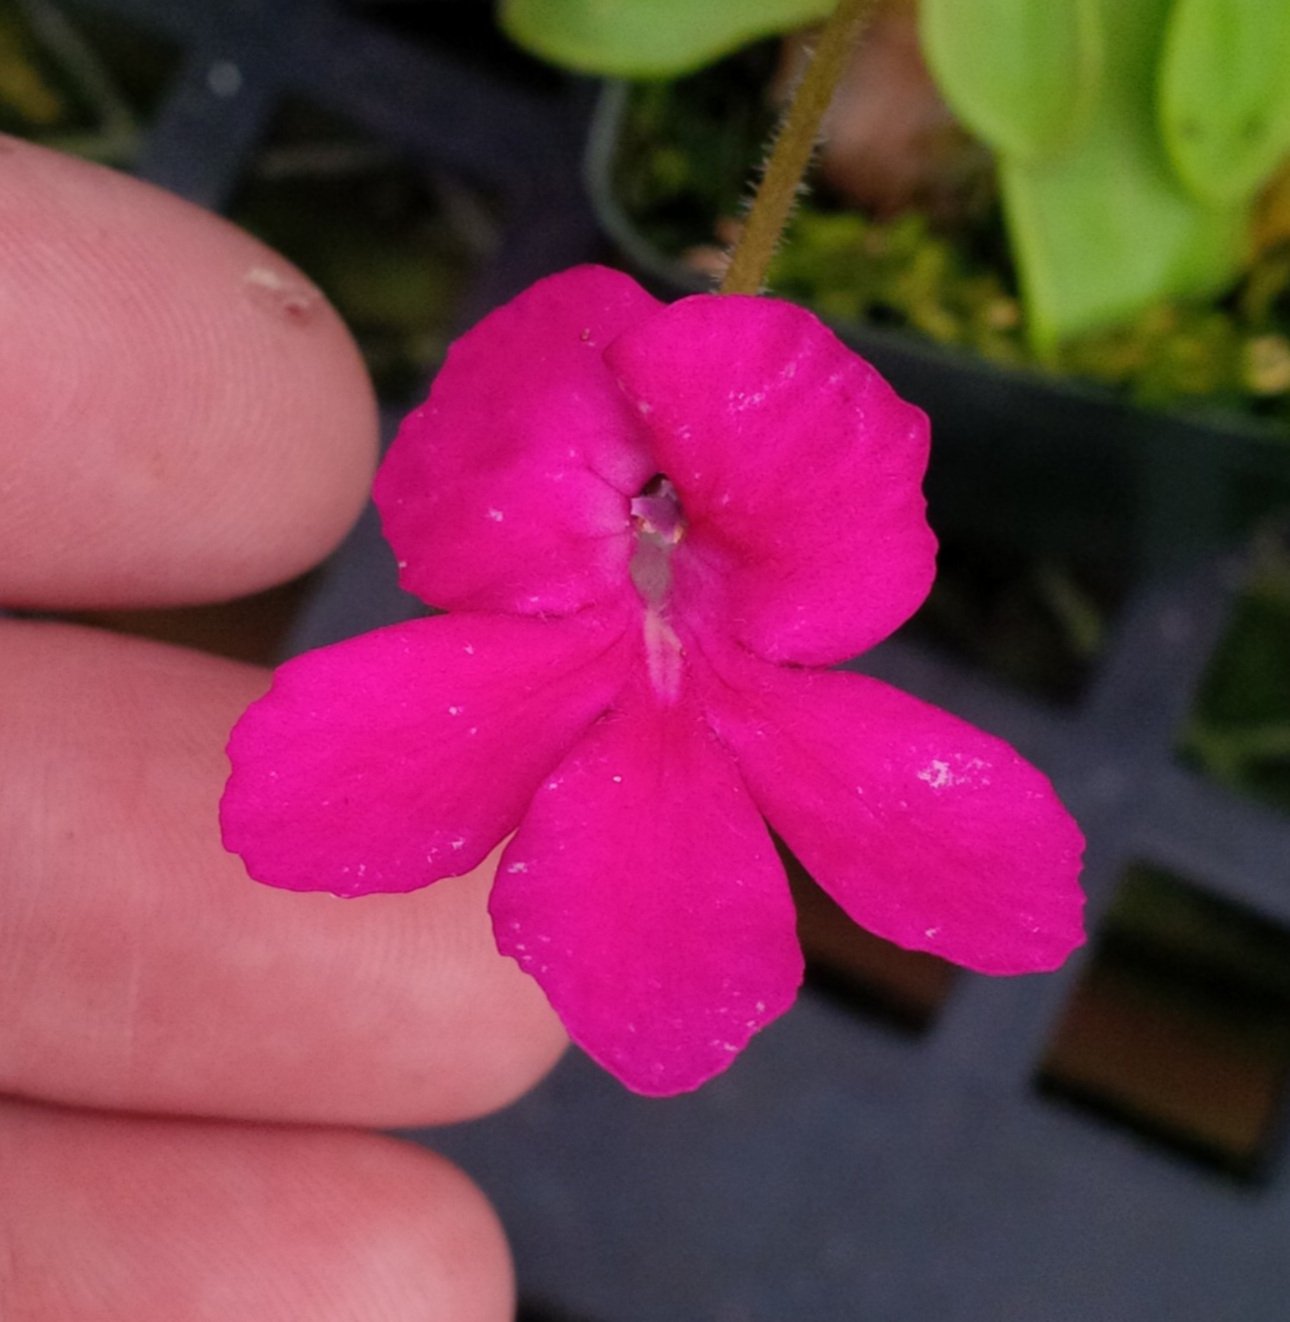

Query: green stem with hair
left=719, top=0, right=877, bottom=296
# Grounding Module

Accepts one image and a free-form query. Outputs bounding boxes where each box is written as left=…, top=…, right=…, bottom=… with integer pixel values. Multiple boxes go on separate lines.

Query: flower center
left=629, top=475, right=686, bottom=703
left=628, top=474, right=684, bottom=609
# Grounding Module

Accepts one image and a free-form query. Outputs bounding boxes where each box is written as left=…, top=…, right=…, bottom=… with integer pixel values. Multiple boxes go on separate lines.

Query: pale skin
left=0, top=136, right=568, bottom=1320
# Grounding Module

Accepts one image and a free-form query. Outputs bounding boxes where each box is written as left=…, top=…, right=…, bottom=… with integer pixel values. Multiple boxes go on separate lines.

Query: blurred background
left=5, top=1, right=1290, bottom=1317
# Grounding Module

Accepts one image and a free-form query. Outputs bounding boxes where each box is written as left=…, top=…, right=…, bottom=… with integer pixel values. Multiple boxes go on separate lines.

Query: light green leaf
left=1159, top=0, right=1290, bottom=206
left=919, top=0, right=1102, bottom=162
left=999, top=0, right=1244, bottom=348
left=500, top=0, right=834, bottom=79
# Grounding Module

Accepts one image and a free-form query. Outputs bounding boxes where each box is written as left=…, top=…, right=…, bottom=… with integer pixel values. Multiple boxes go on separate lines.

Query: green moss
left=614, top=59, right=1290, bottom=432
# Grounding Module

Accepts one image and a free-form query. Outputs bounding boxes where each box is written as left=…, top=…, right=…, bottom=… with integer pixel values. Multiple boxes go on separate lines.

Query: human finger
left=0, top=620, right=567, bottom=1126
left=0, top=1097, right=514, bottom=1322
left=0, top=134, right=377, bottom=609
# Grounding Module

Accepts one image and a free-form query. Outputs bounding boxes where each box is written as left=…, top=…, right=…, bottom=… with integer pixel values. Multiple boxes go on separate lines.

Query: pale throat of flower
left=629, top=474, right=686, bottom=703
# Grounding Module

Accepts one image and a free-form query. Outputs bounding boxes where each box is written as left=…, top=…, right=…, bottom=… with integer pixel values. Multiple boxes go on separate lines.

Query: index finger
left=0, top=135, right=378, bottom=609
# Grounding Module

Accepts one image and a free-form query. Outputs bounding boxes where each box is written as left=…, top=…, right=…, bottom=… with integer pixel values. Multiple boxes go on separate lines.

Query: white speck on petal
left=447, top=705, right=462, bottom=716
left=917, top=759, right=952, bottom=790
left=637, top=399, right=653, bottom=415
left=451, top=838, right=465, bottom=851
left=463, top=643, right=475, bottom=654
left=916, top=757, right=986, bottom=791
left=506, top=861, right=529, bottom=874
left=487, top=507, right=504, bottom=522
left=924, top=926, right=941, bottom=939
left=611, top=775, right=622, bottom=784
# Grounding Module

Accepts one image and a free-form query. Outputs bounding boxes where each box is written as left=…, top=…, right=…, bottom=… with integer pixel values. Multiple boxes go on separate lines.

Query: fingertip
left=0, top=621, right=567, bottom=1126
left=0, top=137, right=378, bottom=609
left=0, top=1101, right=516, bottom=1322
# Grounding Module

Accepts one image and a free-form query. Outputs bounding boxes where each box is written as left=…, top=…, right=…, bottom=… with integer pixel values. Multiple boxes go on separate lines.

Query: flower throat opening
left=629, top=474, right=684, bottom=610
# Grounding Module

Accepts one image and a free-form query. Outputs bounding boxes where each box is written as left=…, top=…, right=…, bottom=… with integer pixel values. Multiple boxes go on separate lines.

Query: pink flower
left=221, top=265, right=1084, bottom=1096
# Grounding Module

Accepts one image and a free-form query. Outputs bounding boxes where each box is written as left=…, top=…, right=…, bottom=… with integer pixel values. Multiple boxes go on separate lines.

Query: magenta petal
left=698, top=651, right=1085, bottom=973
left=605, top=294, right=937, bottom=666
left=374, top=266, right=660, bottom=617
left=490, top=674, right=803, bottom=1096
left=221, top=611, right=630, bottom=896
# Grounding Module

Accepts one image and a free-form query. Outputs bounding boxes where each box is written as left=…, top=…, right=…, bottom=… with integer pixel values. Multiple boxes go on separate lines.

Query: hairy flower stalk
left=721, top=0, right=879, bottom=296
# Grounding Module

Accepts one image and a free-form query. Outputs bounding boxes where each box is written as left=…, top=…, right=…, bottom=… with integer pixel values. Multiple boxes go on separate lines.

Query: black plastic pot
left=587, top=81, right=1290, bottom=577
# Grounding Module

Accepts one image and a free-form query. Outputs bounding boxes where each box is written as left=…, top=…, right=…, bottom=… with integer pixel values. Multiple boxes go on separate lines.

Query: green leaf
left=998, top=0, right=1245, bottom=348
left=919, top=0, right=1102, bottom=162
left=1159, top=0, right=1290, bottom=206
left=500, top=0, right=834, bottom=78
